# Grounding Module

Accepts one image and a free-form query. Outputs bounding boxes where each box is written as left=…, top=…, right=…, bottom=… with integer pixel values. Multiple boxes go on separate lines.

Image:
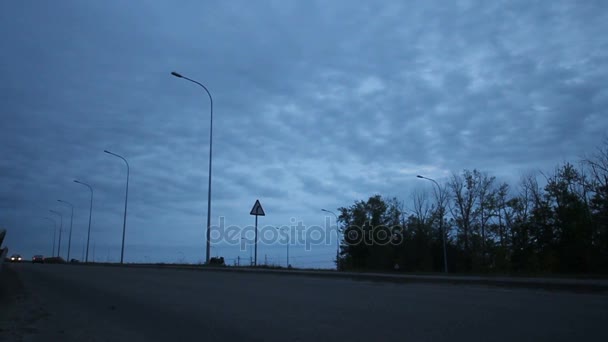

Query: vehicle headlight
left=11, top=257, right=15, bottom=260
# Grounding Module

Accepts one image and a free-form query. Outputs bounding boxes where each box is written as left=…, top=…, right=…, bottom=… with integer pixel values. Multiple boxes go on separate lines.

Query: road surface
left=2, top=263, right=607, bottom=341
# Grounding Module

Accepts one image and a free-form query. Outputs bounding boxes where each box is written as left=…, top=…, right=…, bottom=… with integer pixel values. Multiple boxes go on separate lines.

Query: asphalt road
left=2, top=263, right=607, bottom=341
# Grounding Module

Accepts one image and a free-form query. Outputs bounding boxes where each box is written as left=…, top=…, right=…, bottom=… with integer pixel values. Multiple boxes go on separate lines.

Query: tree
left=525, top=172, right=557, bottom=271
left=339, top=195, right=402, bottom=271
left=507, top=174, right=537, bottom=272
left=449, top=169, right=482, bottom=271
left=474, top=171, right=497, bottom=270
left=335, top=139, right=608, bottom=274
left=583, top=138, right=608, bottom=271
left=411, top=188, right=432, bottom=226
left=543, top=163, right=593, bottom=272
left=490, top=182, right=512, bottom=271
left=428, top=180, right=450, bottom=272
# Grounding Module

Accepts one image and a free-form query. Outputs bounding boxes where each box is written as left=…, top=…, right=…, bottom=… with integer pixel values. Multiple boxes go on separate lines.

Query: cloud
left=1, top=0, right=606, bottom=267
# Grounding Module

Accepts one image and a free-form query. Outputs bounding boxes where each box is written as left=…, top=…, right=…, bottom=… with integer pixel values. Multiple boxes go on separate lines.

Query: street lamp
left=57, top=200, right=74, bottom=261
left=49, top=210, right=62, bottom=258
left=74, top=180, right=93, bottom=263
left=171, top=70, right=214, bottom=265
left=40, top=217, right=56, bottom=257
left=104, top=149, right=129, bottom=264
left=276, top=227, right=290, bottom=268
left=241, top=237, right=253, bottom=266
left=417, top=175, right=448, bottom=273
left=321, top=209, right=340, bottom=270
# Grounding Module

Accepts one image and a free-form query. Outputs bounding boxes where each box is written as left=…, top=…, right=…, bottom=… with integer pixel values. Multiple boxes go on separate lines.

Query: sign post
left=250, top=199, right=265, bottom=266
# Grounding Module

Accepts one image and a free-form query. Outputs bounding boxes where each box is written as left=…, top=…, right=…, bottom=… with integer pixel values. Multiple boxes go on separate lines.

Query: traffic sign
left=250, top=199, right=265, bottom=216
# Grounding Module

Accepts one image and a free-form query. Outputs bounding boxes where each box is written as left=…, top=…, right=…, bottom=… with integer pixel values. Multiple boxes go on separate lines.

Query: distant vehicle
left=9, top=254, right=22, bottom=262
left=70, top=258, right=80, bottom=263
left=32, top=255, right=44, bottom=264
left=43, top=257, right=66, bottom=264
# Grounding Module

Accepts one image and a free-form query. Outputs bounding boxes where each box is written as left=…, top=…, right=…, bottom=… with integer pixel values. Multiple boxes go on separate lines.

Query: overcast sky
left=1, top=1, right=606, bottom=268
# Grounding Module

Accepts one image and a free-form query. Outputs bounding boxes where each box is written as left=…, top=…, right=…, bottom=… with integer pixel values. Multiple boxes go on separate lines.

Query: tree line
left=337, top=139, right=608, bottom=274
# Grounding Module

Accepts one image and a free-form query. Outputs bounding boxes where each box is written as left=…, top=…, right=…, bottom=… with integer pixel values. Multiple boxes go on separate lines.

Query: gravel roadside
left=1, top=265, right=156, bottom=342
left=0, top=265, right=40, bottom=342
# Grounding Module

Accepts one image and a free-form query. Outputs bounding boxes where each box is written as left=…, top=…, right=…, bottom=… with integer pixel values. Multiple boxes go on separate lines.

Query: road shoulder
left=0, top=265, right=48, bottom=342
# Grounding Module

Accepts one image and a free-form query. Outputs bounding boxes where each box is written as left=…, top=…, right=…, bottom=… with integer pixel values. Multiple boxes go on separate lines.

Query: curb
left=73, top=262, right=608, bottom=294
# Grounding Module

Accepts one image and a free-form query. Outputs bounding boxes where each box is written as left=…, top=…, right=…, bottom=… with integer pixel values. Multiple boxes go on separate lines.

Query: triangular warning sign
left=250, top=199, right=265, bottom=216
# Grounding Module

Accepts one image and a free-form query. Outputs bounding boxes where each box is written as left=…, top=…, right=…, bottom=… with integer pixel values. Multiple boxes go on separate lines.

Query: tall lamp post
left=40, top=217, right=57, bottom=257
left=104, top=150, right=129, bottom=264
left=57, top=200, right=74, bottom=261
left=171, top=70, right=214, bottom=265
left=417, top=175, right=448, bottom=273
left=74, top=180, right=93, bottom=263
left=241, top=237, right=253, bottom=266
left=276, top=227, right=290, bottom=268
left=321, top=209, right=340, bottom=270
left=49, top=210, right=62, bottom=258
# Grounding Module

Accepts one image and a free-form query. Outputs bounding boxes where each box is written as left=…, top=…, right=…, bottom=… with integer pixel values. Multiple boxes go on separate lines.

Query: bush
left=209, top=257, right=225, bottom=266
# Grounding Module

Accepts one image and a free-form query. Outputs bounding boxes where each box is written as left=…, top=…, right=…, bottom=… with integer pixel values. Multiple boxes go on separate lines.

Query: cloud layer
left=1, top=0, right=606, bottom=267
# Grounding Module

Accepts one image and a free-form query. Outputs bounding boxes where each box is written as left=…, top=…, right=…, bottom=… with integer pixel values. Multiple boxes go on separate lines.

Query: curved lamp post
left=57, top=200, right=74, bottom=261
left=321, top=209, right=340, bottom=270
left=417, top=175, right=448, bottom=273
left=171, top=70, right=214, bottom=264
left=104, top=150, right=129, bottom=264
left=276, top=227, right=290, bottom=268
left=241, top=237, right=254, bottom=266
left=40, top=216, right=57, bottom=256
left=49, top=210, right=62, bottom=258
left=74, top=180, right=94, bottom=263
